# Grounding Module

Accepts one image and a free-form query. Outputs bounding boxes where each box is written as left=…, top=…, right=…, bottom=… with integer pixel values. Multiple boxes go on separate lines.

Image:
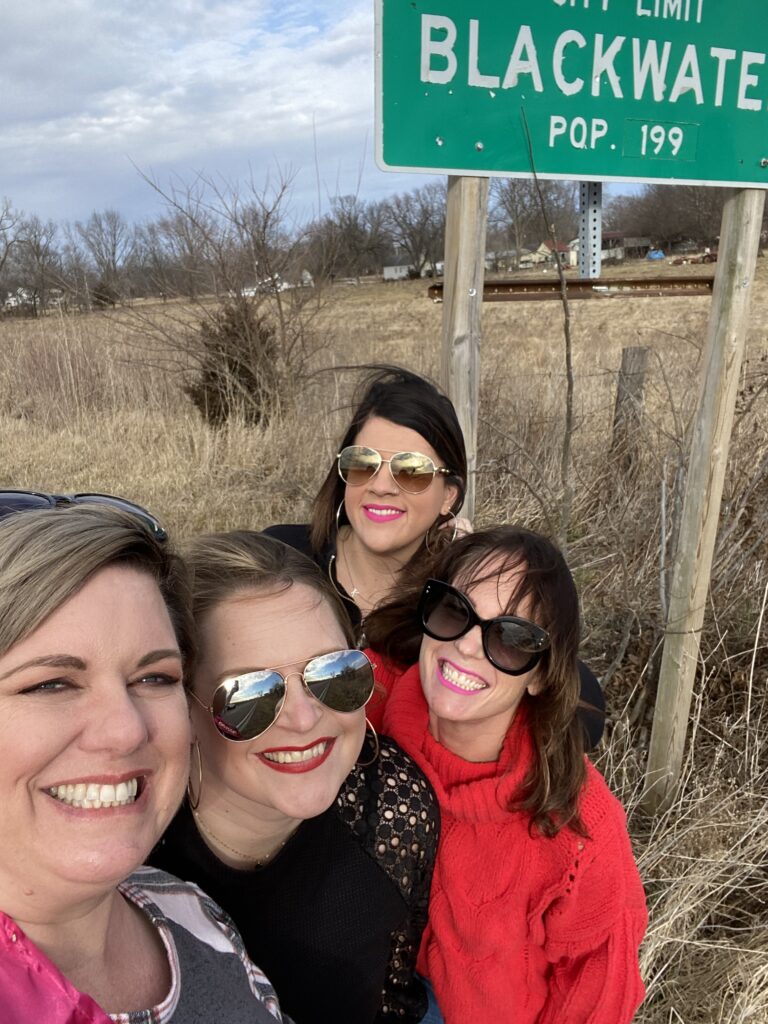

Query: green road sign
left=375, top=0, right=768, bottom=188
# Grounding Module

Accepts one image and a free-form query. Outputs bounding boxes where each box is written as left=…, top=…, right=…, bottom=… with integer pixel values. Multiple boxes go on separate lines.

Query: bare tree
left=153, top=206, right=217, bottom=299
left=605, top=185, right=725, bottom=249
left=59, top=225, right=97, bottom=311
left=75, top=209, right=136, bottom=304
left=13, top=216, right=62, bottom=314
left=0, top=198, right=23, bottom=287
left=383, top=182, right=446, bottom=275
left=490, top=179, right=578, bottom=267
left=304, top=196, right=393, bottom=280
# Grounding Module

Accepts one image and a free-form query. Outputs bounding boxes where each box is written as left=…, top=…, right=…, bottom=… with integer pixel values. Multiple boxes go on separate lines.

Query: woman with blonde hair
left=0, top=497, right=289, bottom=1023
left=151, top=530, right=439, bottom=1024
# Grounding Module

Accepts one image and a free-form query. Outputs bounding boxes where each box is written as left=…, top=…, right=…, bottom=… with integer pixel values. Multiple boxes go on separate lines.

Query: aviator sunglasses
left=190, top=648, right=375, bottom=741
left=418, top=578, right=551, bottom=676
left=337, top=445, right=452, bottom=495
left=0, top=490, right=167, bottom=540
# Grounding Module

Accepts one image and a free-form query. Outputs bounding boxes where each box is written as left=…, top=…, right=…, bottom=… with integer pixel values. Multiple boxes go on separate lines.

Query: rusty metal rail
left=427, top=275, right=715, bottom=303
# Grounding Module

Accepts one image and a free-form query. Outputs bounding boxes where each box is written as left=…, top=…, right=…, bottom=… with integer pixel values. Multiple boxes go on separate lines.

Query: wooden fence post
left=642, top=188, right=766, bottom=814
left=441, top=175, right=489, bottom=521
left=610, top=346, right=650, bottom=479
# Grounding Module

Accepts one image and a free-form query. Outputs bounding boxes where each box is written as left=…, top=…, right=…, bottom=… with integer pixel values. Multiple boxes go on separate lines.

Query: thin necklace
left=334, top=534, right=396, bottom=610
left=340, top=538, right=366, bottom=603
left=328, top=555, right=360, bottom=607
left=192, top=810, right=296, bottom=868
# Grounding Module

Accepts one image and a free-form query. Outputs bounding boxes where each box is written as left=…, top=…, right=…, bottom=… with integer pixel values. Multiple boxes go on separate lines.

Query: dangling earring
left=444, top=510, right=459, bottom=542
left=187, top=738, right=203, bottom=810
left=357, top=718, right=380, bottom=767
left=335, top=499, right=345, bottom=534
left=425, top=510, right=458, bottom=554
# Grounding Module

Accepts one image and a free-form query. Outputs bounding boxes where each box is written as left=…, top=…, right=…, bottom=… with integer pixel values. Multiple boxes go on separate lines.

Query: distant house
left=3, top=288, right=35, bottom=310
left=537, top=239, right=570, bottom=265
left=516, top=248, right=536, bottom=268
left=602, top=231, right=651, bottom=260
left=383, top=261, right=413, bottom=281
left=568, top=232, right=652, bottom=266
left=484, top=249, right=520, bottom=272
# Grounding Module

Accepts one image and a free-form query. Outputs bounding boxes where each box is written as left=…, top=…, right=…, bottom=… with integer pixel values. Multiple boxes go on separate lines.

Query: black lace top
left=150, top=736, right=439, bottom=1024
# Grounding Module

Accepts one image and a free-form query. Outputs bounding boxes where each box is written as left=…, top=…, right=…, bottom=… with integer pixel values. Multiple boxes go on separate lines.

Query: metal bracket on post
left=579, top=182, right=602, bottom=279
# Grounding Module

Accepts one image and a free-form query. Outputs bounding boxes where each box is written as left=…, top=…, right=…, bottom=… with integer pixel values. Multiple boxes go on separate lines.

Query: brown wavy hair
left=364, top=525, right=588, bottom=837
left=309, top=365, right=467, bottom=570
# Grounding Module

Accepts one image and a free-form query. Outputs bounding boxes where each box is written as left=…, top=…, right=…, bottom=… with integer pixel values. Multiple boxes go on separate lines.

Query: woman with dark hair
left=150, top=530, right=439, bottom=1024
left=364, top=526, right=647, bottom=1024
left=264, top=365, right=606, bottom=749
left=265, top=365, right=467, bottom=621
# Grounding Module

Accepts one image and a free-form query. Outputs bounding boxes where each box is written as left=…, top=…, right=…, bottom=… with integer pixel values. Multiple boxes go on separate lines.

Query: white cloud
left=1, top=0, right=435, bottom=223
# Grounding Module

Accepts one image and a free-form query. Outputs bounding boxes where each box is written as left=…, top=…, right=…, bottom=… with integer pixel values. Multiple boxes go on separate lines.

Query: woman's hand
left=440, top=516, right=473, bottom=540
left=453, top=516, right=473, bottom=537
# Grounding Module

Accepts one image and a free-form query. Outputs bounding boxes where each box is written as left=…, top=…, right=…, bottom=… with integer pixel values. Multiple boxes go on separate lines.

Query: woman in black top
left=264, top=365, right=606, bottom=749
left=151, top=531, right=438, bottom=1024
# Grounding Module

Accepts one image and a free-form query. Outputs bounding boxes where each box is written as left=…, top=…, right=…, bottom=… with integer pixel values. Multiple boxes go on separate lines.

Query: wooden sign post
left=642, top=187, right=766, bottom=814
left=377, top=3, right=768, bottom=813
left=440, top=175, right=489, bottom=520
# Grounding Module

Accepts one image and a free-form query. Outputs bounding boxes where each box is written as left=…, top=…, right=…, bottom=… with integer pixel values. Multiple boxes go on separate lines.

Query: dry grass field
left=2, top=258, right=768, bottom=1021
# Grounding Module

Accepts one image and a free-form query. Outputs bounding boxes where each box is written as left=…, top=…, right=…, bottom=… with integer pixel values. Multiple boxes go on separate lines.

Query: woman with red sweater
left=365, top=525, right=647, bottom=1023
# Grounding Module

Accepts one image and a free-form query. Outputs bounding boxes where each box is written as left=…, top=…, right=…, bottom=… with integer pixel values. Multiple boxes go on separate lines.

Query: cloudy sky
left=2, top=0, right=438, bottom=226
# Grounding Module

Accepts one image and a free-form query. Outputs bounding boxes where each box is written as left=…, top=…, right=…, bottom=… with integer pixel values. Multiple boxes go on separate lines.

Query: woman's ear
left=526, top=669, right=545, bottom=697
left=441, top=481, right=461, bottom=516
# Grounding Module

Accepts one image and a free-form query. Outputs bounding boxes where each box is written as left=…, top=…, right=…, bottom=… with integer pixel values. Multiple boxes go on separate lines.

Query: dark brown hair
left=183, top=530, right=355, bottom=650
left=365, top=525, right=588, bottom=837
left=309, top=365, right=467, bottom=563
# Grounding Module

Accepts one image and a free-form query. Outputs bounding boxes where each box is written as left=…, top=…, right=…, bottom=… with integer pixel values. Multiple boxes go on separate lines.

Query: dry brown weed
left=2, top=258, right=768, bottom=1021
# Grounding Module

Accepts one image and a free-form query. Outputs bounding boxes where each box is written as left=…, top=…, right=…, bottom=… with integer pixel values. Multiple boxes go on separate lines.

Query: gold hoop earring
left=425, top=511, right=458, bottom=554
left=444, top=510, right=459, bottom=542
left=335, top=499, right=345, bottom=534
left=357, top=718, right=380, bottom=768
left=187, top=738, right=203, bottom=810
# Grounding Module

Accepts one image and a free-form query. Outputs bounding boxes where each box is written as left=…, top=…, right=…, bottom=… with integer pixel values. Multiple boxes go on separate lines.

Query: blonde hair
left=0, top=505, right=195, bottom=673
left=183, top=530, right=355, bottom=648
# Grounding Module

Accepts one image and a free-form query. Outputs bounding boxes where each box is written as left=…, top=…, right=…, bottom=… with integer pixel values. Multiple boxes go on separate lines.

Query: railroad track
left=427, top=275, right=715, bottom=302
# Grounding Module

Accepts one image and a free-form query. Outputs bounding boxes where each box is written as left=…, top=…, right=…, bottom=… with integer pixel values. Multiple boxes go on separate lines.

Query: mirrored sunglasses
left=418, top=578, right=550, bottom=676
left=337, top=445, right=452, bottom=495
left=191, top=648, right=375, bottom=742
left=0, top=490, right=167, bottom=541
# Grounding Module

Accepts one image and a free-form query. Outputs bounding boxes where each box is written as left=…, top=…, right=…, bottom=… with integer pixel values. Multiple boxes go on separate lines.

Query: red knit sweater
left=368, top=657, right=647, bottom=1024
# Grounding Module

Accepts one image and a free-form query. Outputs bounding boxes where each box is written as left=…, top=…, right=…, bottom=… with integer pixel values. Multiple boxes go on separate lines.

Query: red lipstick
left=256, top=737, right=336, bottom=774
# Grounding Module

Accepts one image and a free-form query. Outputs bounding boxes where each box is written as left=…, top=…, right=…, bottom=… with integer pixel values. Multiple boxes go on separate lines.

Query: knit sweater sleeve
left=536, top=768, right=648, bottom=1024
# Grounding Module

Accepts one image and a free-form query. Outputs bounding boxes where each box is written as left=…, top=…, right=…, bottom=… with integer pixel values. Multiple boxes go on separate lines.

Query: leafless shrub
left=121, top=169, right=330, bottom=423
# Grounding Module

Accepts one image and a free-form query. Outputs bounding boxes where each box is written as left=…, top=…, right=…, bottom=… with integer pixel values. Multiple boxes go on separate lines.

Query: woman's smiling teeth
left=363, top=506, right=403, bottom=519
left=48, top=778, right=139, bottom=809
left=262, top=741, right=329, bottom=764
left=440, top=661, right=488, bottom=693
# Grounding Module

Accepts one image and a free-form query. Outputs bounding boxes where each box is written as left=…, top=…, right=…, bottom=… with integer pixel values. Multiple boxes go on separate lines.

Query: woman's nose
left=454, top=625, right=484, bottom=661
left=79, top=682, right=150, bottom=754
left=277, top=675, right=325, bottom=733
left=368, top=462, right=399, bottom=494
